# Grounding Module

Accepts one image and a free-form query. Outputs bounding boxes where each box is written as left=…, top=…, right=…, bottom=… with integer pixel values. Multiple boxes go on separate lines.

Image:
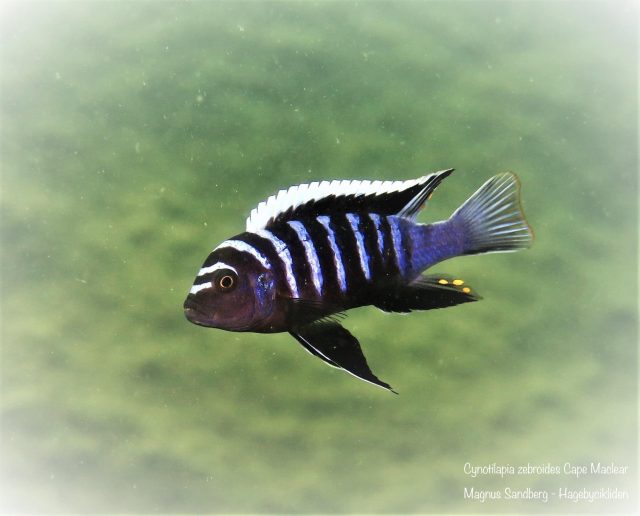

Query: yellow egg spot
left=453, top=279, right=464, bottom=286
left=438, top=279, right=449, bottom=285
left=462, top=287, right=471, bottom=294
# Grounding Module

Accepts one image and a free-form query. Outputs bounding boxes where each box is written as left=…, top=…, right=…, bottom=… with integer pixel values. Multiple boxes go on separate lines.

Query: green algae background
left=1, top=0, right=637, bottom=513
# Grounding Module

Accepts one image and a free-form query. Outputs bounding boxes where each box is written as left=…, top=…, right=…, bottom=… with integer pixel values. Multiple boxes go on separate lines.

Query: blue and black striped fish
left=184, top=170, right=533, bottom=392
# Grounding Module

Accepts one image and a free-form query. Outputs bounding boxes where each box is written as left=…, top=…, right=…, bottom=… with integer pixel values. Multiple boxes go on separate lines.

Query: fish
left=184, top=169, right=533, bottom=393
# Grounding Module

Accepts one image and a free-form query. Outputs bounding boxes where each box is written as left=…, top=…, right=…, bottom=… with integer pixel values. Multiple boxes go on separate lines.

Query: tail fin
left=451, top=173, right=533, bottom=255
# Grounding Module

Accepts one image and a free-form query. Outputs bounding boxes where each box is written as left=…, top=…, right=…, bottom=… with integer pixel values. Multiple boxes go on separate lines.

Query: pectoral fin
left=375, top=274, right=481, bottom=313
left=287, top=298, right=345, bottom=326
left=290, top=322, right=396, bottom=393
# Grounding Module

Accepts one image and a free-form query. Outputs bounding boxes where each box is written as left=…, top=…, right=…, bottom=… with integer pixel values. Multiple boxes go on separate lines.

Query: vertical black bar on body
left=360, top=213, right=387, bottom=281
left=301, top=217, right=342, bottom=303
left=330, top=213, right=368, bottom=298
left=386, top=215, right=415, bottom=279
left=397, top=218, right=415, bottom=275
left=380, top=215, right=400, bottom=277
left=268, top=223, right=315, bottom=299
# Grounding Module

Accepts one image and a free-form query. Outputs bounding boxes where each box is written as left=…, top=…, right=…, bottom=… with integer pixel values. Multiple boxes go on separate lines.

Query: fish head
left=183, top=245, right=277, bottom=332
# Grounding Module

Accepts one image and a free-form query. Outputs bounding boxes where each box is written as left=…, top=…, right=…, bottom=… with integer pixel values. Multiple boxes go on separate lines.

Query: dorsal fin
left=245, top=169, right=454, bottom=231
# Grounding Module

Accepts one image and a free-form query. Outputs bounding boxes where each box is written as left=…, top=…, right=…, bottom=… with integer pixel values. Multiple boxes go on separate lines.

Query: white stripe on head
left=346, top=213, right=371, bottom=281
left=316, top=215, right=347, bottom=293
left=253, top=229, right=300, bottom=298
left=287, top=221, right=323, bottom=296
left=197, top=262, right=238, bottom=277
left=190, top=282, right=212, bottom=295
left=214, top=240, right=272, bottom=270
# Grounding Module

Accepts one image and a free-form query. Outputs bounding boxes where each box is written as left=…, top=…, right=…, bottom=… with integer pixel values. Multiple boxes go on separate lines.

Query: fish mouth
left=183, top=296, right=215, bottom=327
left=183, top=295, right=252, bottom=331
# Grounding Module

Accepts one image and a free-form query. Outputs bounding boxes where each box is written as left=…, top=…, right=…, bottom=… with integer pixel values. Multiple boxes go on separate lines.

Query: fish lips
left=183, top=295, right=253, bottom=331
left=183, top=295, right=216, bottom=327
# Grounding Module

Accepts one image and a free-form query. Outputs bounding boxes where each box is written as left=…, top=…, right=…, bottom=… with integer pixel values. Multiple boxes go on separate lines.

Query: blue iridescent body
left=184, top=169, right=533, bottom=392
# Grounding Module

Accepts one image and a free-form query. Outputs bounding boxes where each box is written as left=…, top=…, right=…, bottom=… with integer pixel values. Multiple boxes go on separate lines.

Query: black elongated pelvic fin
left=290, top=322, right=397, bottom=393
left=375, top=274, right=481, bottom=313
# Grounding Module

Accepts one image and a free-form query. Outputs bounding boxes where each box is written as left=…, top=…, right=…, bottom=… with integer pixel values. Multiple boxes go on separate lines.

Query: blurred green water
left=1, top=0, right=637, bottom=513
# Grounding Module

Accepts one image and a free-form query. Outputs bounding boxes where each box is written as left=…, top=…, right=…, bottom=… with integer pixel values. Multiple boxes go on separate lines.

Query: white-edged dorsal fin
left=245, top=169, right=454, bottom=231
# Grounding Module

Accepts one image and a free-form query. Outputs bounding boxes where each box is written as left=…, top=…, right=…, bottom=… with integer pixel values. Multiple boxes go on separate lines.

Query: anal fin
left=375, top=274, right=481, bottom=313
left=290, top=322, right=396, bottom=393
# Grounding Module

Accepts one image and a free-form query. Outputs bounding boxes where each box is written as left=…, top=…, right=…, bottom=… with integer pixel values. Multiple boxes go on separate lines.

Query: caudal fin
left=451, top=173, right=533, bottom=255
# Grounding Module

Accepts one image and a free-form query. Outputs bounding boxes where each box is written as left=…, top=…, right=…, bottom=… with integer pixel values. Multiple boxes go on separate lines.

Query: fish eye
left=219, top=275, right=234, bottom=289
left=215, top=270, right=237, bottom=292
